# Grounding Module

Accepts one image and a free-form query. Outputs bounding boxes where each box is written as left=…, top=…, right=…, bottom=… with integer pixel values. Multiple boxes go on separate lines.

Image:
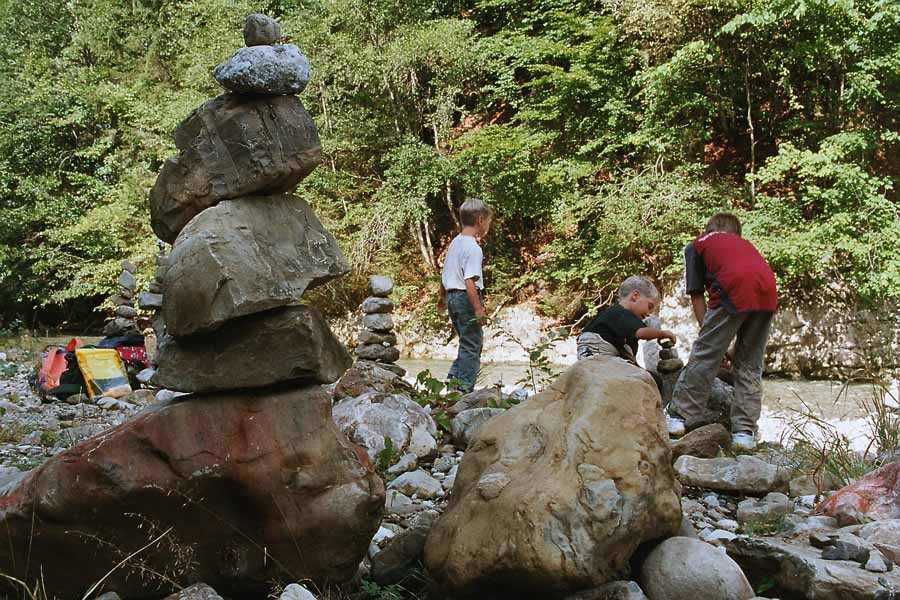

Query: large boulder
left=163, top=195, right=348, bottom=336
left=150, top=93, right=321, bottom=243
left=213, top=44, right=311, bottom=95
left=155, top=305, right=351, bottom=392
left=424, top=357, right=682, bottom=598
left=0, top=385, right=384, bottom=598
left=817, top=461, right=900, bottom=526
left=640, top=537, right=754, bottom=600
left=332, top=392, right=438, bottom=460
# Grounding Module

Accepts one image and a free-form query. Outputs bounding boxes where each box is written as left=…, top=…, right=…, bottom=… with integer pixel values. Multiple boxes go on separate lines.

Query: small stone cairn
left=147, top=13, right=352, bottom=391
left=103, top=260, right=140, bottom=337
left=656, top=339, right=683, bottom=405
left=356, top=276, right=403, bottom=373
left=137, top=242, right=167, bottom=341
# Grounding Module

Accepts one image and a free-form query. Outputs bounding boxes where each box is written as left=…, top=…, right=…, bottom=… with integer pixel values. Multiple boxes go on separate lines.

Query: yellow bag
left=75, top=348, right=132, bottom=399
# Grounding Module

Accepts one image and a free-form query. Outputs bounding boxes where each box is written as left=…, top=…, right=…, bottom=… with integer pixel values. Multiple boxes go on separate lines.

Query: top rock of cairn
left=243, top=13, right=281, bottom=46
left=214, top=13, right=310, bottom=95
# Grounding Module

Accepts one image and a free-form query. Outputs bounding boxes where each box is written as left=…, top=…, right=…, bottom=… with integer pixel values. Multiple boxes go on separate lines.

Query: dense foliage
left=0, top=0, right=897, bottom=327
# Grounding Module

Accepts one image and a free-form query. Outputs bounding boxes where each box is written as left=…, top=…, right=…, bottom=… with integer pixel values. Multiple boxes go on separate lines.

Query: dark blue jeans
left=446, top=290, right=483, bottom=393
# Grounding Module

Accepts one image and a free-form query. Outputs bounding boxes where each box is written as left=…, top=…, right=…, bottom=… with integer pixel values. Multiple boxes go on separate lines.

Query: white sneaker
left=732, top=431, right=756, bottom=451
left=666, top=415, right=686, bottom=437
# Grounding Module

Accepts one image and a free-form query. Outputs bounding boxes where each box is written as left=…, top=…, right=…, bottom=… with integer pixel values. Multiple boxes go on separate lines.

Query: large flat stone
left=163, top=195, right=348, bottom=337
left=725, top=535, right=900, bottom=599
left=0, top=384, right=383, bottom=598
left=155, top=305, right=351, bottom=392
left=150, top=93, right=320, bottom=243
left=213, top=44, right=310, bottom=95
left=674, top=454, right=789, bottom=495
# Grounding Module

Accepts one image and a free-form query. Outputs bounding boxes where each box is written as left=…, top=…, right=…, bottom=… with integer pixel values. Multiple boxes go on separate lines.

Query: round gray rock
left=243, top=13, right=281, bottom=46
left=369, top=275, right=394, bottom=297
left=213, top=44, right=310, bottom=95
left=640, top=537, right=754, bottom=600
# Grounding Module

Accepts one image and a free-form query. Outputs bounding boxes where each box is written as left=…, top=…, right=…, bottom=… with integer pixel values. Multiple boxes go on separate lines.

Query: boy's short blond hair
left=618, top=275, right=659, bottom=300
left=706, top=212, right=742, bottom=236
left=460, top=198, right=493, bottom=227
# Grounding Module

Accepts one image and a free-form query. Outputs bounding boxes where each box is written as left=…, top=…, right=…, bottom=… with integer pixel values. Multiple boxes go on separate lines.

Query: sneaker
left=666, top=414, right=686, bottom=438
left=732, top=431, right=756, bottom=451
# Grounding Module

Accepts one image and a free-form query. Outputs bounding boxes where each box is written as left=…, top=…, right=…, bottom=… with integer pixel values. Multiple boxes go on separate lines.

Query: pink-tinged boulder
left=149, top=93, right=321, bottom=243
left=424, top=357, right=682, bottom=598
left=0, top=385, right=384, bottom=599
left=817, top=461, right=900, bottom=526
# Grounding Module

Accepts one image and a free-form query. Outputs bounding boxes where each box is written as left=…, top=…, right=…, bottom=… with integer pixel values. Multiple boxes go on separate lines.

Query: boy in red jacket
left=666, top=212, right=777, bottom=450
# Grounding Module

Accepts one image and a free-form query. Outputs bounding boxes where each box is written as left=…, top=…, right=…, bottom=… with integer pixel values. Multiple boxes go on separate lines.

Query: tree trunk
left=412, top=221, right=437, bottom=272
left=745, top=54, right=757, bottom=206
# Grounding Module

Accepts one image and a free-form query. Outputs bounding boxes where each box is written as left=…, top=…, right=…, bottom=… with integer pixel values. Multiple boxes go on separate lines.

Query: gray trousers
left=576, top=332, right=636, bottom=364
left=670, top=306, right=773, bottom=434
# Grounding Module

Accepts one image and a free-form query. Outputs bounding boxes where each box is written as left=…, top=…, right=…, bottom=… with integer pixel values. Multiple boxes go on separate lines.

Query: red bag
left=115, top=345, right=149, bottom=368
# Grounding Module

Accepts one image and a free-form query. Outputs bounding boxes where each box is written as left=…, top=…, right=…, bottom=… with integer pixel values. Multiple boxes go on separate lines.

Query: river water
left=398, top=358, right=900, bottom=453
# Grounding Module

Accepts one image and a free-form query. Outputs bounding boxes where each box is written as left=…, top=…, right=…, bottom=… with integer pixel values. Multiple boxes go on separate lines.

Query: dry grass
left=778, top=370, right=900, bottom=496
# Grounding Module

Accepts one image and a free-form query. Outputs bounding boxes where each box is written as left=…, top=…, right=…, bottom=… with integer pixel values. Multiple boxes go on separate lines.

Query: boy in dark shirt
left=577, top=276, right=676, bottom=363
left=666, top=212, right=777, bottom=450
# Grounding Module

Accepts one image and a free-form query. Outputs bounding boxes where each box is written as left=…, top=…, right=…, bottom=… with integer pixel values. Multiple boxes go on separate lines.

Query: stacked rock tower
left=150, top=14, right=353, bottom=391
left=356, top=275, right=403, bottom=374
left=104, top=260, right=140, bottom=337
left=142, top=13, right=382, bottom=591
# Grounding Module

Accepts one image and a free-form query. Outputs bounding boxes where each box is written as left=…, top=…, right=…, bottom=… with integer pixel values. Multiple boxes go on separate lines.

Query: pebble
left=717, top=519, right=739, bottom=532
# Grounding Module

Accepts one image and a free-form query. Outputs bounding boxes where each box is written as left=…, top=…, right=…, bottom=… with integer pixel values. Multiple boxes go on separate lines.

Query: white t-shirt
left=441, top=234, right=484, bottom=290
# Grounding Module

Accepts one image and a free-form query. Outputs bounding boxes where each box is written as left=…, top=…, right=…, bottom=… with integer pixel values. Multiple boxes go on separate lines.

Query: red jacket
left=685, top=231, right=777, bottom=313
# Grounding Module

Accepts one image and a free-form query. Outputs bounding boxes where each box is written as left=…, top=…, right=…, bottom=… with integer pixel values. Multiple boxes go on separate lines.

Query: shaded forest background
left=0, top=0, right=898, bottom=329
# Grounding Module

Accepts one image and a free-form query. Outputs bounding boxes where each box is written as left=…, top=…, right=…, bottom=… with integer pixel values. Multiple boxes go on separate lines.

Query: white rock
left=717, top=519, right=739, bottom=532
left=387, top=453, right=418, bottom=475
left=450, top=408, right=505, bottom=449
left=433, top=455, right=454, bottom=473
left=443, top=465, right=458, bottom=491
left=278, top=583, right=317, bottom=600
left=701, top=529, right=739, bottom=545
left=333, top=392, right=437, bottom=459
left=385, top=490, right=414, bottom=514
left=372, top=526, right=396, bottom=546
left=387, top=470, right=443, bottom=500
left=736, top=492, right=792, bottom=524
left=703, top=494, right=721, bottom=507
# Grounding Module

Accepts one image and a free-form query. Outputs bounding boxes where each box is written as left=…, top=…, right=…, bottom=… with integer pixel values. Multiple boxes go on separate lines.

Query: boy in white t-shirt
left=438, top=199, right=493, bottom=393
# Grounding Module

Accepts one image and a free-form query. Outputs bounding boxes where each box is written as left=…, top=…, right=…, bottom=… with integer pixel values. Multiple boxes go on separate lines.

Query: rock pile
left=103, top=260, right=140, bottom=337
left=0, top=14, right=382, bottom=599
left=151, top=14, right=350, bottom=391
left=137, top=242, right=165, bottom=313
left=356, top=276, right=403, bottom=373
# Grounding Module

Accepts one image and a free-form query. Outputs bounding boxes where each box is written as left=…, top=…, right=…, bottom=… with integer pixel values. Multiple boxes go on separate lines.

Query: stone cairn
left=656, top=339, right=684, bottom=406
left=147, top=13, right=353, bottom=392
left=103, top=260, right=140, bottom=337
left=356, top=275, right=404, bottom=375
